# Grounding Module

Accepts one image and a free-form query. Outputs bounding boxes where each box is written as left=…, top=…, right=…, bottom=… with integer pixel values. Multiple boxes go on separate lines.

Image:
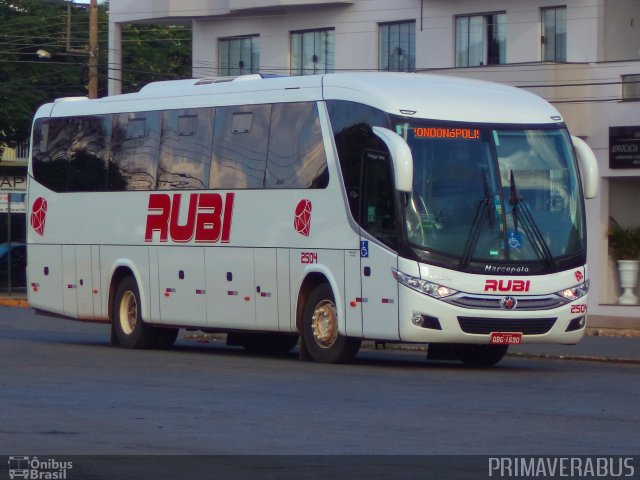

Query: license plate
left=490, top=332, right=522, bottom=345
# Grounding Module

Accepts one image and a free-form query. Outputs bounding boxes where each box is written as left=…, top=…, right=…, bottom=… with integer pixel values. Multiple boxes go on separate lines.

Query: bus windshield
left=394, top=121, right=585, bottom=267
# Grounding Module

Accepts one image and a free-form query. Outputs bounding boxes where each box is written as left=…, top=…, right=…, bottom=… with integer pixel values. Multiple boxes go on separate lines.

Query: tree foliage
left=120, top=22, right=191, bottom=94
left=0, top=0, right=83, bottom=152
left=0, top=0, right=191, bottom=152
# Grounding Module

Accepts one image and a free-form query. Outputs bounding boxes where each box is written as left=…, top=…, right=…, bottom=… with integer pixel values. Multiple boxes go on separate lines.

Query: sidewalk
left=0, top=293, right=28, bottom=308
left=1, top=293, right=639, bottom=364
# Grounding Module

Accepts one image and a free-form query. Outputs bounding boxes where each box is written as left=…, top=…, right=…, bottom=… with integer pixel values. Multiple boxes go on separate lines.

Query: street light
left=34, top=0, right=98, bottom=99
left=35, top=49, right=51, bottom=59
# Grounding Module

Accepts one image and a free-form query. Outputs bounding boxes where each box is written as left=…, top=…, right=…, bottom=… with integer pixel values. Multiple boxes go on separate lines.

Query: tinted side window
left=31, top=118, right=49, bottom=187
left=158, top=108, right=214, bottom=190
left=32, top=117, right=71, bottom=192
left=68, top=115, right=111, bottom=192
left=326, top=101, right=390, bottom=222
left=210, top=104, right=270, bottom=189
left=266, top=102, right=328, bottom=189
left=111, top=111, right=161, bottom=190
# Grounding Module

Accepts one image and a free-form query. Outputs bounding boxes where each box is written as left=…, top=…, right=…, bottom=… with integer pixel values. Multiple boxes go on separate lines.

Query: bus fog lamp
left=392, top=268, right=457, bottom=299
left=566, top=316, right=586, bottom=332
left=412, top=315, right=425, bottom=326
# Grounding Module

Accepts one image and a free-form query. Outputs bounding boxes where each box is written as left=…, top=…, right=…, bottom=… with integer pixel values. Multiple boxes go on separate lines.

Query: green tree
left=119, top=22, right=191, bottom=94
left=0, top=0, right=85, bottom=153
left=0, top=0, right=192, bottom=152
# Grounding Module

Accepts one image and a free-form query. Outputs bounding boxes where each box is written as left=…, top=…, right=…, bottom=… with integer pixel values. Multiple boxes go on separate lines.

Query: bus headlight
left=557, top=280, right=589, bottom=301
left=392, top=268, right=458, bottom=299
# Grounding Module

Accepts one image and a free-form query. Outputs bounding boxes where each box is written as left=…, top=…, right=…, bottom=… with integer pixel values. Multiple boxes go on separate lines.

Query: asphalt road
left=1, top=306, right=639, bottom=459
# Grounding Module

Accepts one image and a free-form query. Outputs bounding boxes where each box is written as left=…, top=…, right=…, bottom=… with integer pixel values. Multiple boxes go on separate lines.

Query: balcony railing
left=1, top=143, right=29, bottom=163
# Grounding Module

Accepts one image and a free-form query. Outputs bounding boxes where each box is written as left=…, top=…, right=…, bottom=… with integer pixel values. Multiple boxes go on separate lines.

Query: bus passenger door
left=360, top=242, right=399, bottom=340
left=360, top=150, right=400, bottom=341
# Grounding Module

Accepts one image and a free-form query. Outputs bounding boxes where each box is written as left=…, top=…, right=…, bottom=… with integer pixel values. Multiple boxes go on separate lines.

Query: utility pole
left=37, top=1, right=100, bottom=97
left=88, top=0, right=98, bottom=99
left=62, top=0, right=99, bottom=98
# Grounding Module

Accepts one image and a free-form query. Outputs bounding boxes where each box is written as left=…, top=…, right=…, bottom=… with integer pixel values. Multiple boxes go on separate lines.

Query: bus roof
left=36, top=72, right=563, bottom=125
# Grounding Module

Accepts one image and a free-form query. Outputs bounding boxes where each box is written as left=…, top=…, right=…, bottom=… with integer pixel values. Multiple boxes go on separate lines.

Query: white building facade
left=108, top=0, right=640, bottom=328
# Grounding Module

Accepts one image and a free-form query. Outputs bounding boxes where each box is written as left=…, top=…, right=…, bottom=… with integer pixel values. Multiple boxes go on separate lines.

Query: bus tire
left=455, top=344, right=508, bottom=367
left=301, top=283, right=361, bottom=363
left=111, top=276, right=157, bottom=349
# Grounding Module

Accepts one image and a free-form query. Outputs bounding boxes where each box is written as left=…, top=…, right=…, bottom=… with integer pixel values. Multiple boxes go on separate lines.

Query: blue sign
left=360, top=240, right=369, bottom=258
left=508, top=231, right=523, bottom=249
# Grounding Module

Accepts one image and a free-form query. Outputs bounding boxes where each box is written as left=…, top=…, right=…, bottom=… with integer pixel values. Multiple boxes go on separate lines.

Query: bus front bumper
left=397, top=284, right=587, bottom=345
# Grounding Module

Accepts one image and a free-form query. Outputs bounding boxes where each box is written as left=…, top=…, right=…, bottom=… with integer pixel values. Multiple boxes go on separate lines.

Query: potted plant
left=608, top=218, right=640, bottom=304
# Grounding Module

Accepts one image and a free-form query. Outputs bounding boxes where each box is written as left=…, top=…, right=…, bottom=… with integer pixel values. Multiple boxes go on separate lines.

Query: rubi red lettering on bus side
left=220, top=192, right=234, bottom=243
left=170, top=193, right=198, bottom=242
left=144, top=193, right=235, bottom=243
left=484, top=279, right=531, bottom=292
left=145, top=194, right=171, bottom=242
left=194, top=193, right=223, bottom=242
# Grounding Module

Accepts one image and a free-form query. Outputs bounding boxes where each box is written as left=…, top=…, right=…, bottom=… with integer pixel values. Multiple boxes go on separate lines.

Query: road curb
left=507, top=352, right=640, bottom=365
left=0, top=298, right=28, bottom=308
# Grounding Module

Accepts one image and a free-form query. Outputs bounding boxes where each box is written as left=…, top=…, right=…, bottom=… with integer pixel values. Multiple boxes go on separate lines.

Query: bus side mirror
left=571, top=135, right=599, bottom=199
left=372, top=126, right=413, bottom=193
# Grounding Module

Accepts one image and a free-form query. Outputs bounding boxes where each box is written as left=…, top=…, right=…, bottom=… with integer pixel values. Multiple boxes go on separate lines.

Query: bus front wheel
left=301, top=284, right=361, bottom=363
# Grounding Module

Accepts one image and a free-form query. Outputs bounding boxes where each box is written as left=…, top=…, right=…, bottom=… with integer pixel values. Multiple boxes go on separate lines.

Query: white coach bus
left=27, top=72, right=599, bottom=365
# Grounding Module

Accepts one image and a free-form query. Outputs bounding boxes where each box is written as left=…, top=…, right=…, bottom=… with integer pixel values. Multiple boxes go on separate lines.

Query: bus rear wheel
left=455, top=344, right=508, bottom=367
left=111, top=276, right=178, bottom=349
left=301, top=283, right=361, bottom=363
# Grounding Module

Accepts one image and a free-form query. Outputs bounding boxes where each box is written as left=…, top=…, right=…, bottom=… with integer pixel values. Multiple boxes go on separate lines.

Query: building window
left=622, top=74, right=640, bottom=101
left=290, top=29, right=334, bottom=75
left=455, top=13, right=506, bottom=67
left=379, top=21, right=415, bottom=72
left=542, top=7, right=566, bottom=62
left=218, top=35, right=259, bottom=76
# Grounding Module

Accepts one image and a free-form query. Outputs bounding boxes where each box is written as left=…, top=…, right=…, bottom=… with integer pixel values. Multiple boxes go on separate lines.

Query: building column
left=108, top=21, right=122, bottom=96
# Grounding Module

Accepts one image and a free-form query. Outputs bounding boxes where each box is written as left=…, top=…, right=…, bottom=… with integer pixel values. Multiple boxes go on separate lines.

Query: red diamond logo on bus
left=294, top=199, right=312, bottom=237
left=574, top=271, right=584, bottom=282
left=500, top=296, right=517, bottom=310
left=30, top=197, right=48, bottom=236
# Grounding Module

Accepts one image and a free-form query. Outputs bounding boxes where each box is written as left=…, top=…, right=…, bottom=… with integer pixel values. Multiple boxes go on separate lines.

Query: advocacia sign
left=610, top=126, right=640, bottom=169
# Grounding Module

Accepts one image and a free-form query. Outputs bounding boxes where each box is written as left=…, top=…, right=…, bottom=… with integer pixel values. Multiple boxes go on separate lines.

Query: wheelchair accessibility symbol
left=508, top=231, right=523, bottom=249
left=360, top=240, right=369, bottom=258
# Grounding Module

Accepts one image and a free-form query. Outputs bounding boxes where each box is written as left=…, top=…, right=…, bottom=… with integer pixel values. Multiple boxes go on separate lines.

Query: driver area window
left=361, top=149, right=397, bottom=249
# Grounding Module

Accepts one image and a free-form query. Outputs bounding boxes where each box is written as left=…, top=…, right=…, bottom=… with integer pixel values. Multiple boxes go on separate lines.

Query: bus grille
left=446, top=294, right=566, bottom=310
left=457, top=317, right=557, bottom=335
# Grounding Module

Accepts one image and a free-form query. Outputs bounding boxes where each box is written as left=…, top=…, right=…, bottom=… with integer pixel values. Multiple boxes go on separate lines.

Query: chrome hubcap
left=119, top=291, right=137, bottom=335
left=311, top=300, right=338, bottom=348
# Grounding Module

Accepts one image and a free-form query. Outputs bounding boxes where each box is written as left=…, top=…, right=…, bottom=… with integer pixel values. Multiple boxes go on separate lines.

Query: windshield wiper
left=459, top=173, right=493, bottom=270
left=509, top=170, right=556, bottom=270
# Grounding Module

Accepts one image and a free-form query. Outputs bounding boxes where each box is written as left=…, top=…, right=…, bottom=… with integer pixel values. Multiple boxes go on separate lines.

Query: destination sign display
left=413, top=127, right=480, bottom=140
